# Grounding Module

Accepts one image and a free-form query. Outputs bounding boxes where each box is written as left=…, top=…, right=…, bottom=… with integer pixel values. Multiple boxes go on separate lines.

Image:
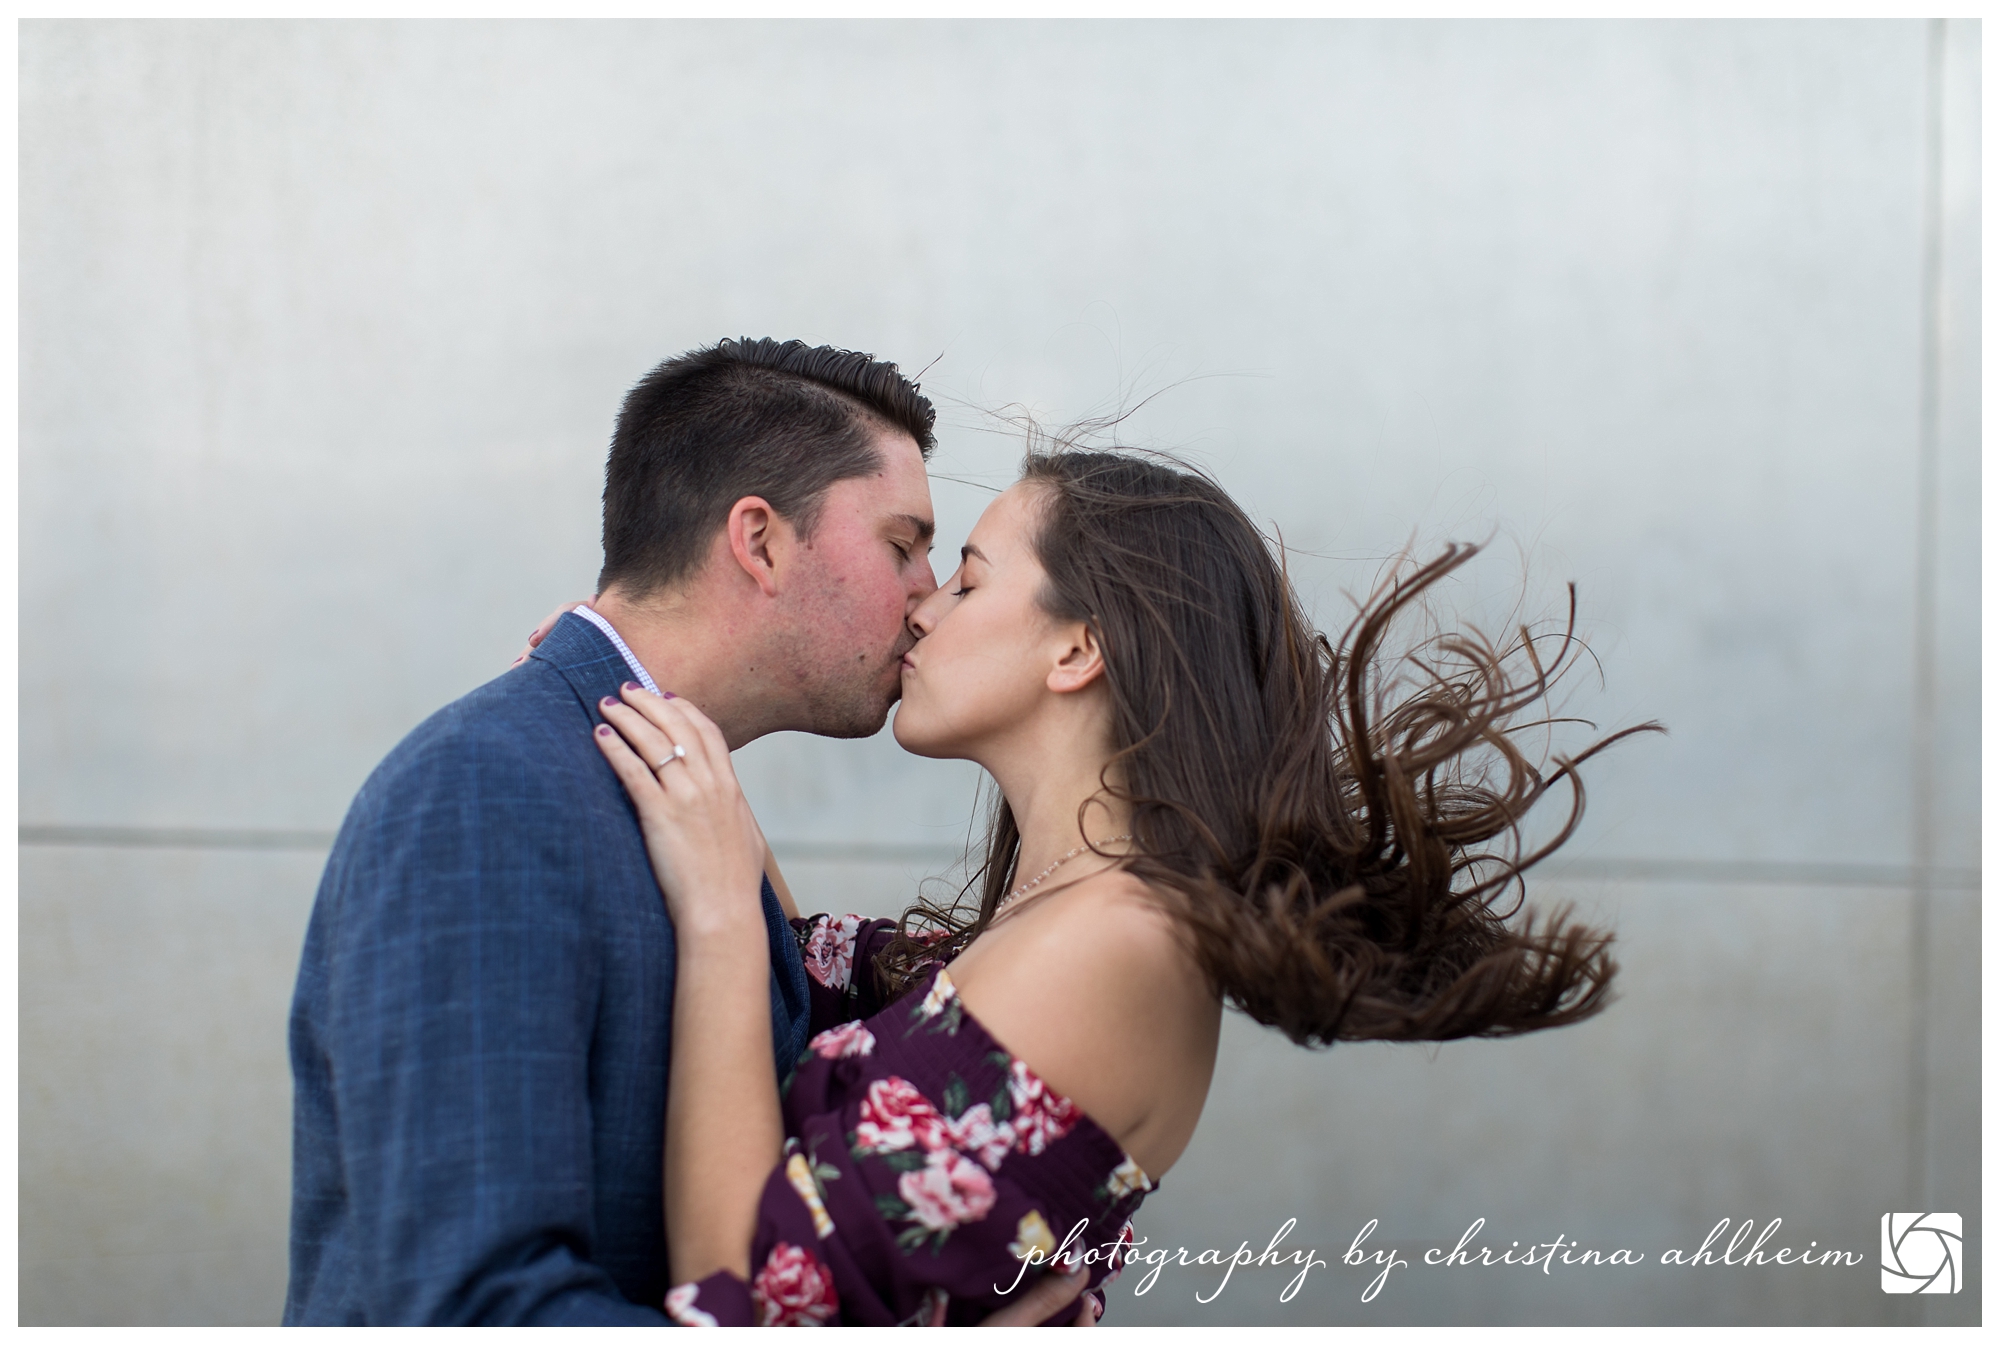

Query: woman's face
left=893, top=481, right=1067, bottom=761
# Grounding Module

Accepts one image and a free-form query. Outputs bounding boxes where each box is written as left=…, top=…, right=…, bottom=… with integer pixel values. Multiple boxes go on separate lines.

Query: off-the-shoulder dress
left=664, top=915, right=1153, bottom=1327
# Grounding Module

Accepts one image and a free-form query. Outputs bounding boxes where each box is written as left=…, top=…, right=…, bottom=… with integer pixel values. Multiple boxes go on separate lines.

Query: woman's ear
left=1046, top=621, right=1107, bottom=695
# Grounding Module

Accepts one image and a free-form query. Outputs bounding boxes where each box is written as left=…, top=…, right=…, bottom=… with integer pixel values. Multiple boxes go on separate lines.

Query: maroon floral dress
left=663, top=915, right=1153, bottom=1326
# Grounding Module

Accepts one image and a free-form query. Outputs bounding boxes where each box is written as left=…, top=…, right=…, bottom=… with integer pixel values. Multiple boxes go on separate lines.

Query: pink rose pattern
left=809, top=1020, right=876, bottom=1060
left=942, top=1102, right=1015, bottom=1172
left=663, top=1282, right=718, bottom=1327
left=852, top=1076, right=949, bottom=1153
left=845, top=1050, right=1102, bottom=1262
left=897, top=1147, right=998, bottom=1231
left=1007, top=1058, right=1082, bottom=1156
left=750, top=1241, right=840, bottom=1326
left=803, top=914, right=864, bottom=991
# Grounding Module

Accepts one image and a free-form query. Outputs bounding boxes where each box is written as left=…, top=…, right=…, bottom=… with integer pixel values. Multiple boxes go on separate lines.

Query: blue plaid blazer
left=286, top=612, right=813, bottom=1324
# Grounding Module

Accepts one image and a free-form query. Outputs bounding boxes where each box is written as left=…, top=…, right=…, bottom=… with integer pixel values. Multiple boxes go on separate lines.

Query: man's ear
left=1046, top=621, right=1108, bottom=695
left=725, top=496, right=792, bottom=598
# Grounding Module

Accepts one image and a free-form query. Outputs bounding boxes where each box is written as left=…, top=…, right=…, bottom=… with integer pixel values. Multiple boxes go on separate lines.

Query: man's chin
left=802, top=689, right=899, bottom=740
left=812, top=714, right=890, bottom=741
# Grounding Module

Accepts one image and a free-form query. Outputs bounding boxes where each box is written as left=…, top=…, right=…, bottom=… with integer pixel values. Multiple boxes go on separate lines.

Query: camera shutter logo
left=1880, top=1214, right=1961, bottom=1293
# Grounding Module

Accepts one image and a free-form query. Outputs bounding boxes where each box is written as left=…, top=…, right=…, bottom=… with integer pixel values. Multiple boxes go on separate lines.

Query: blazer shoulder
left=402, top=662, right=587, bottom=760
left=337, top=663, right=606, bottom=835
left=314, top=663, right=632, bottom=927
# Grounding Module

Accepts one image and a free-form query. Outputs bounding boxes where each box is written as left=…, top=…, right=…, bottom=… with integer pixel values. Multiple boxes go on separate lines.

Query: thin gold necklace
left=994, top=835, right=1133, bottom=917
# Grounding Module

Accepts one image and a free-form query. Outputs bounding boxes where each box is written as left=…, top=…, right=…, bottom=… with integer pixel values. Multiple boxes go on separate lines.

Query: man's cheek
left=861, top=577, right=911, bottom=643
left=805, top=576, right=901, bottom=663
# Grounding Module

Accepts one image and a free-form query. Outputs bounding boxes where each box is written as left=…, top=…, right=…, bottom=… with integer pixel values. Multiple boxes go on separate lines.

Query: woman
left=578, top=448, right=1648, bottom=1326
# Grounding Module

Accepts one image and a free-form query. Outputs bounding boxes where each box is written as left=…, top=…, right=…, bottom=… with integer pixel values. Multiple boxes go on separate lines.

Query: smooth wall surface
left=18, top=20, right=1980, bottom=1325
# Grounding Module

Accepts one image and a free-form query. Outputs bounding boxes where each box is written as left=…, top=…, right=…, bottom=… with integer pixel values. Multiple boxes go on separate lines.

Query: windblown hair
left=599, top=337, right=937, bottom=596
left=879, top=448, right=1658, bottom=1046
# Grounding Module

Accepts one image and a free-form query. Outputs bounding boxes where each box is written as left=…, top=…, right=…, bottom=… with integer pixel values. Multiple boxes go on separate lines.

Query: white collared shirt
left=571, top=605, right=662, bottom=696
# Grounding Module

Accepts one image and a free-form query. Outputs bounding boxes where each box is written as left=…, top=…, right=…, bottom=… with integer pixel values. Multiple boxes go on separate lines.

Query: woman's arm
left=592, top=687, right=782, bottom=1284
left=595, top=690, right=1103, bottom=1325
left=663, top=903, right=782, bottom=1282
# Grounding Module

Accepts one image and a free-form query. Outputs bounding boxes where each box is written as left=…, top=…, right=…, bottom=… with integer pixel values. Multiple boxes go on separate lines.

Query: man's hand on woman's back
left=978, top=1264, right=1099, bottom=1326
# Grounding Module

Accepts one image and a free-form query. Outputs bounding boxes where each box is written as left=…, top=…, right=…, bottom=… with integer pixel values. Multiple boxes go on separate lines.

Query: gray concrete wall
left=18, top=19, right=1979, bottom=1325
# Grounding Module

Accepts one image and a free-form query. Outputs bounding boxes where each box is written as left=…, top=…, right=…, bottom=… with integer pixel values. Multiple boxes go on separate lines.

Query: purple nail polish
left=601, top=696, right=617, bottom=708
left=596, top=725, right=612, bottom=737
left=622, top=681, right=642, bottom=692
left=662, top=691, right=675, bottom=699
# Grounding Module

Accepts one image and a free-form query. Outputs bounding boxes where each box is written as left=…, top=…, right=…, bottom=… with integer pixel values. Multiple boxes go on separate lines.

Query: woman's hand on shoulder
left=592, top=686, right=767, bottom=942
left=511, top=597, right=594, bottom=668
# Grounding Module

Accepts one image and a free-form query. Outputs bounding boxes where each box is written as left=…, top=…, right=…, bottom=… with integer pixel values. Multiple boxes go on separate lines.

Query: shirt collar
left=570, top=605, right=662, bottom=696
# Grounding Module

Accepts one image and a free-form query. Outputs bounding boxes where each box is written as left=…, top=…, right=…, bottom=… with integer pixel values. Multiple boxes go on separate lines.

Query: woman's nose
left=907, top=585, right=945, bottom=638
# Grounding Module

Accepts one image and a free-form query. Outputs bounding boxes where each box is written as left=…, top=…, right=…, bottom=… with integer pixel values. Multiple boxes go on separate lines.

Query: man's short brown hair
left=598, top=338, right=936, bottom=596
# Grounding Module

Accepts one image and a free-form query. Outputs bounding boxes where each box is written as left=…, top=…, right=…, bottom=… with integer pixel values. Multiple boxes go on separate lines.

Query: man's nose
left=908, top=555, right=939, bottom=605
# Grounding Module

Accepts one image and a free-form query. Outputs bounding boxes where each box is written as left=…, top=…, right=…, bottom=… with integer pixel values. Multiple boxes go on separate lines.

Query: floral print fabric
left=790, top=913, right=902, bottom=1029
left=665, top=917, right=1153, bottom=1326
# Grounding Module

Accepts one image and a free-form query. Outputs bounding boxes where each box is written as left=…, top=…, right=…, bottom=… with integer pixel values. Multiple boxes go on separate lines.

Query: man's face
left=776, top=425, right=938, bottom=737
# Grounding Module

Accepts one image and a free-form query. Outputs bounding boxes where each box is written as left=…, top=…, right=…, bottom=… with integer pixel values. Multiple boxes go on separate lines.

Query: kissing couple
left=286, top=338, right=1643, bottom=1325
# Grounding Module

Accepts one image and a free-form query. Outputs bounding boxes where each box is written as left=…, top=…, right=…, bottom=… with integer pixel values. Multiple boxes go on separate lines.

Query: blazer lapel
left=532, top=609, right=814, bottom=1066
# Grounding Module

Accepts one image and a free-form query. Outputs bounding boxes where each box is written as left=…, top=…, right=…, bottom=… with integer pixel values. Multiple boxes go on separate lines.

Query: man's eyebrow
left=891, top=513, right=935, bottom=544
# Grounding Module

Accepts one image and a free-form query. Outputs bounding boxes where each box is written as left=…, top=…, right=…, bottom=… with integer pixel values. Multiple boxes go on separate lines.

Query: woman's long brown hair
left=879, top=448, right=1660, bottom=1046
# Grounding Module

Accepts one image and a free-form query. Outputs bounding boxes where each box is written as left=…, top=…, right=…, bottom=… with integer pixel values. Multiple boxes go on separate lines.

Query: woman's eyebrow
left=960, top=543, right=989, bottom=565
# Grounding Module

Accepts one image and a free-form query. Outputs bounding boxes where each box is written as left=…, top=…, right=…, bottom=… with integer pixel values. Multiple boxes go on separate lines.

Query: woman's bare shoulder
left=952, top=870, right=1192, bottom=1019
left=1014, top=866, right=1185, bottom=958
left=949, top=869, right=1220, bottom=1177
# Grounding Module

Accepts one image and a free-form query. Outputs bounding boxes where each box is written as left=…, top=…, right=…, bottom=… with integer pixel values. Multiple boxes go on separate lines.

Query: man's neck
left=588, top=587, right=766, bottom=750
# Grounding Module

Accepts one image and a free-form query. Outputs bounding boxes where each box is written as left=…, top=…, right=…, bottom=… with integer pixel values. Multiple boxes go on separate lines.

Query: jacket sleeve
left=306, top=732, right=667, bottom=1324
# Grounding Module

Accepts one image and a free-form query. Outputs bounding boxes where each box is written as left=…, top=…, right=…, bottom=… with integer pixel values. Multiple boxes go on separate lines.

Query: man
left=285, top=339, right=942, bottom=1323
